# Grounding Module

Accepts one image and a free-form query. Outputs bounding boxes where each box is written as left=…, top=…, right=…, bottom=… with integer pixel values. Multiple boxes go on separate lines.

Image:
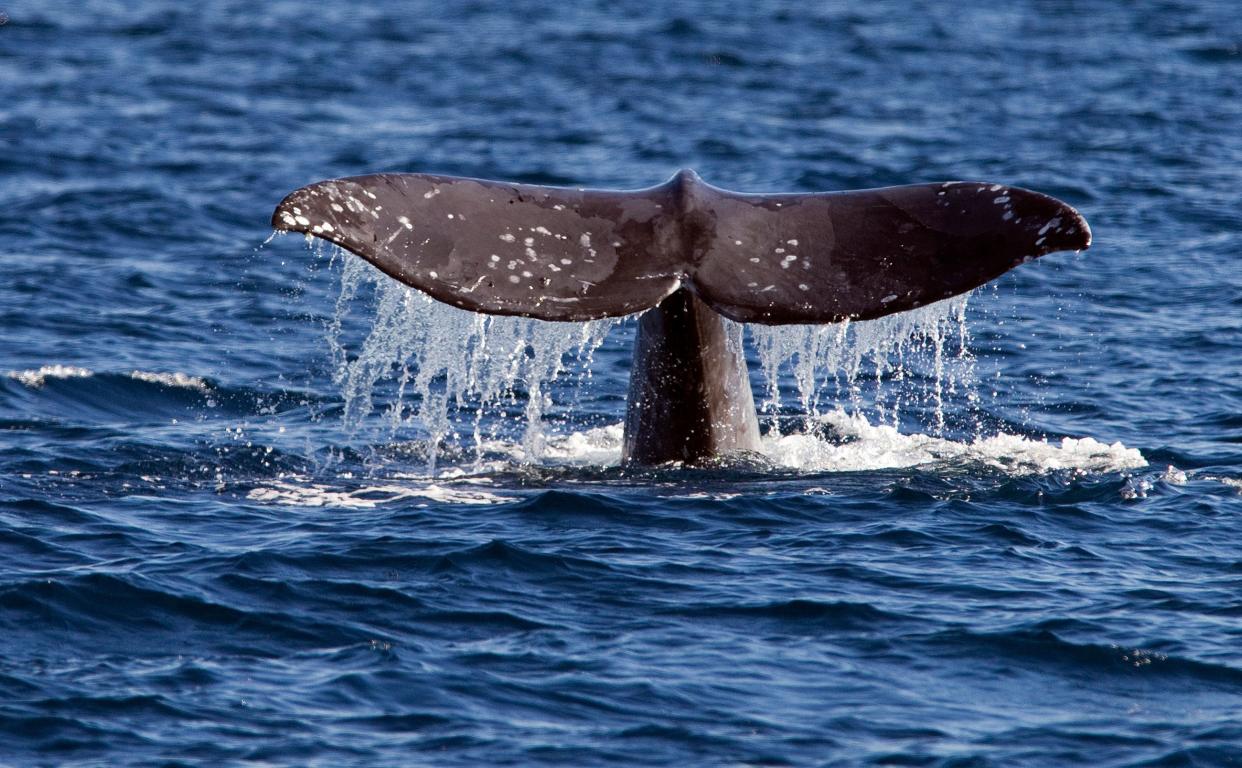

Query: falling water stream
left=323, top=250, right=1144, bottom=477
left=328, top=250, right=619, bottom=472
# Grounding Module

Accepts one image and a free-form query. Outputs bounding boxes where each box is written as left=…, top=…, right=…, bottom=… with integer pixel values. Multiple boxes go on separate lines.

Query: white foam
left=1204, top=476, right=1242, bottom=493
left=7, top=366, right=210, bottom=391
left=420, top=413, right=1144, bottom=477
left=128, top=371, right=209, bottom=391
left=7, top=365, right=94, bottom=387
left=762, top=409, right=1145, bottom=475
left=246, top=480, right=513, bottom=508
left=540, top=423, right=624, bottom=466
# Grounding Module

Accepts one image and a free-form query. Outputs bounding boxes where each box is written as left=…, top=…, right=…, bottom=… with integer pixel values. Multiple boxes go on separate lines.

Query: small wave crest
left=6, top=366, right=208, bottom=391
left=126, top=371, right=209, bottom=391
left=6, top=365, right=93, bottom=388
left=246, top=479, right=515, bottom=508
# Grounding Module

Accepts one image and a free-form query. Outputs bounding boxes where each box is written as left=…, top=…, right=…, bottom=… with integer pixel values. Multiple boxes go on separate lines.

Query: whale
left=273, top=169, right=1090, bottom=465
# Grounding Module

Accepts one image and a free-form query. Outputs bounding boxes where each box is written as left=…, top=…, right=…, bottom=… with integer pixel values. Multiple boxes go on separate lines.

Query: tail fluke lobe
left=689, top=181, right=1091, bottom=324
left=272, top=173, right=683, bottom=320
left=273, top=171, right=1090, bottom=324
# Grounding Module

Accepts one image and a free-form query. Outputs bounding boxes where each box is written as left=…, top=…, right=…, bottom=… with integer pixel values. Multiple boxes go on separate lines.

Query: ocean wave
left=919, top=628, right=1242, bottom=685
left=246, top=479, right=516, bottom=508
left=5, top=365, right=93, bottom=388
left=6, top=366, right=207, bottom=391
left=0, top=572, right=365, bottom=655
left=127, top=370, right=209, bottom=391
left=667, top=598, right=914, bottom=631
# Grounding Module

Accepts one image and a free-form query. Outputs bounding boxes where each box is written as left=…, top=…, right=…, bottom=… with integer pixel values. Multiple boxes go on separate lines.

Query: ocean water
left=2, top=1, right=1241, bottom=765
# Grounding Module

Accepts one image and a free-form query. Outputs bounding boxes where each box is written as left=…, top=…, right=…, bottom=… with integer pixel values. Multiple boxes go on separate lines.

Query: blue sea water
left=2, top=1, right=1241, bottom=765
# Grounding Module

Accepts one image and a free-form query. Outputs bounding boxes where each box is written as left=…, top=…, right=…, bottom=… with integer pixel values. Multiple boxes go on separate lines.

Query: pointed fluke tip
left=271, top=188, right=312, bottom=232
left=1039, top=194, right=1092, bottom=254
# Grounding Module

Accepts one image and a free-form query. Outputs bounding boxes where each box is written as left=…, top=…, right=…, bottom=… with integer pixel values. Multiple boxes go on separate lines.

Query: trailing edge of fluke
left=272, top=169, right=1090, bottom=465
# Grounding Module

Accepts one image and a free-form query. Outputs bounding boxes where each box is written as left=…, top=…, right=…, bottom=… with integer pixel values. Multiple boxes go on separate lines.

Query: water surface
left=2, top=1, right=1240, bottom=765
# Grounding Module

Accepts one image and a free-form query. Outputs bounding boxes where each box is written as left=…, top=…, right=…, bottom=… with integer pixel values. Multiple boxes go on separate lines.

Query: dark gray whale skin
left=623, top=288, right=761, bottom=465
left=273, top=169, right=1090, bottom=465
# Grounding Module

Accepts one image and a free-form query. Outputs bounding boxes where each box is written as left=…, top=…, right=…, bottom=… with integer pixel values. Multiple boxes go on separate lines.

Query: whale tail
left=271, top=169, right=1090, bottom=325
left=273, top=169, right=1090, bottom=465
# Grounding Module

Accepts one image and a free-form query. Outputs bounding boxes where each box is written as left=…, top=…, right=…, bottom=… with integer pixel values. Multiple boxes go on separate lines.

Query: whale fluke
left=272, top=170, right=1089, bottom=325
left=273, top=169, right=1090, bottom=465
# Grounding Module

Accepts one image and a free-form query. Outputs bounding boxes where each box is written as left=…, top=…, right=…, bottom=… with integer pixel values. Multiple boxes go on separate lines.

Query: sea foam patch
left=7, top=365, right=94, bottom=387
left=6, top=365, right=210, bottom=391
left=247, top=480, right=515, bottom=508
left=128, top=371, right=210, bottom=391
left=422, top=414, right=1144, bottom=477
left=761, top=410, right=1146, bottom=475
